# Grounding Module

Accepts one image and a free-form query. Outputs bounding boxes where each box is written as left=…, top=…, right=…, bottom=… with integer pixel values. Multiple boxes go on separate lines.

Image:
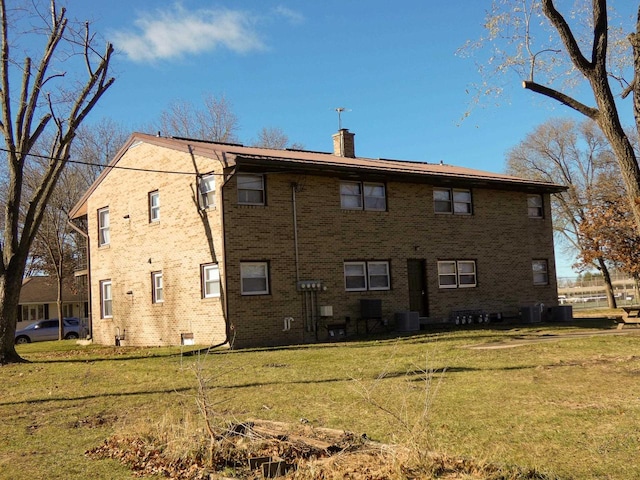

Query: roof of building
left=70, top=131, right=566, bottom=218
left=20, top=276, right=85, bottom=304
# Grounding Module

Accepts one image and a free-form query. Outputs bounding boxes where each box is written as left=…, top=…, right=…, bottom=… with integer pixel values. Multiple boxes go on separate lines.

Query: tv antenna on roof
left=334, top=107, right=351, bottom=130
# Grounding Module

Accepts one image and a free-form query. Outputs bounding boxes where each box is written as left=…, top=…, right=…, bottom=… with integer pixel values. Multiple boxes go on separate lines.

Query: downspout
left=292, top=184, right=300, bottom=283
left=67, top=219, right=92, bottom=340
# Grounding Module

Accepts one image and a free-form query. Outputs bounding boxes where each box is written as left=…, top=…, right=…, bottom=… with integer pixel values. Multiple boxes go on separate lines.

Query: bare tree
left=251, top=126, right=304, bottom=150
left=463, top=1, right=640, bottom=234
left=156, top=94, right=239, bottom=143
left=506, top=117, right=620, bottom=307
left=0, top=1, right=114, bottom=364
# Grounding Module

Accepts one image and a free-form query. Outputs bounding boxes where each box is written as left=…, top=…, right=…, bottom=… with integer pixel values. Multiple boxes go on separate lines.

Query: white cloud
left=273, top=6, right=304, bottom=25
left=112, top=6, right=265, bottom=62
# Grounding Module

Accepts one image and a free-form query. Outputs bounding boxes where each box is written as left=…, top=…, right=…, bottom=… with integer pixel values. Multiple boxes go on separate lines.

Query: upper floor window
left=438, top=260, right=477, bottom=288
left=528, top=194, right=543, bottom=218
left=340, top=181, right=386, bottom=211
left=98, top=207, right=110, bottom=246
left=202, top=263, right=221, bottom=298
left=238, top=174, right=265, bottom=205
left=241, top=262, right=269, bottom=295
left=434, top=188, right=472, bottom=215
left=199, top=174, right=216, bottom=209
left=344, top=260, right=391, bottom=291
left=100, top=280, right=112, bottom=318
left=532, top=259, right=549, bottom=285
left=151, top=271, right=163, bottom=303
left=149, top=190, right=160, bottom=222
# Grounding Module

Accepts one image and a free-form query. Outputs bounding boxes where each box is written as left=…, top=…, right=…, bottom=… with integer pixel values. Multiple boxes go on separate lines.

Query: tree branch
left=541, top=0, right=593, bottom=74
left=523, top=80, right=599, bottom=119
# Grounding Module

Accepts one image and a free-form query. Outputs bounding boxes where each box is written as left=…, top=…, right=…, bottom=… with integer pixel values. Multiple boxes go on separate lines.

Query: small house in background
left=69, top=129, right=566, bottom=348
left=18, top=276, right=88, bottom=329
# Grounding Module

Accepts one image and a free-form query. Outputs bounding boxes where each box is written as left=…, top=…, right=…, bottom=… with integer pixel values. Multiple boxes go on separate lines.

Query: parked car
left=15, top=318, right=80, bottom=344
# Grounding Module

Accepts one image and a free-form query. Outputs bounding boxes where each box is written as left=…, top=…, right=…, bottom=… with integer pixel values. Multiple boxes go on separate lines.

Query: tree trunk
left=56, top=272, right=64, bottom=340
left=0, top=268, right=27, bottom=364
left=597, top=258, right=617, bottom=309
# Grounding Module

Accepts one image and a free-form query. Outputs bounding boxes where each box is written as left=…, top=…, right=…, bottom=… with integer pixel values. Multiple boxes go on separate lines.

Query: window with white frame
left=344, top=262, right=366, bottom=291
left=100, top=280, right=112, bottom=318
left=340, top=181, right=386, bottom=211
left=98, top=207, right=110, bottom=246
left=528, top=194, right=543, bottom=218
left=199, top=174, right=216, bottom=209
left=237, top=174, right=265, bottom=205
left=202, top=263, right=221, bottom=298
left=532, top=259, right=549, bottom=285
left=457, top=260, right=477, bottom=287
left=437, top=260, right=477, bottom=288
left=151, top=271, right=163, bottom=303
left=240, top=262, right=269, bottom=295
left=344, top=261, right=391, bottom=291
left=433, top=188, right=472, bottom=214
left=149, top=190, right=160, bottom=222
left=368, top=261, right=390, bottom=290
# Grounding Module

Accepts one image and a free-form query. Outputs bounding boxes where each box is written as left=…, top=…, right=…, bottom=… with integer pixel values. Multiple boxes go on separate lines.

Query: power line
left=0, top=146, right=226, bottom=176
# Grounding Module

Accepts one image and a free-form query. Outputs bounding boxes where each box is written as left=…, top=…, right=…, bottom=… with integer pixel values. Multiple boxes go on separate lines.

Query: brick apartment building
left=69, top=129, right=565, bottom=348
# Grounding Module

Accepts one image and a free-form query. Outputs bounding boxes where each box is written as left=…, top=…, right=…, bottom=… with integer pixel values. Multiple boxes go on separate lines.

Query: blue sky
left=59, top=1, right=638, bottom=277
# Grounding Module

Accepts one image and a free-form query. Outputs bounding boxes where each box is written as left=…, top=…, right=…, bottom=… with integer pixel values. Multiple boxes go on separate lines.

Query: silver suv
left=15, top=318, right=80, bottom=344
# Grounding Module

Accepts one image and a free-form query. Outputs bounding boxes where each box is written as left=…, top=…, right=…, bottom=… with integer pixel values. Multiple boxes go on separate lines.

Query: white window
left=98, top=207, right=110, bottom=246
left=149, top=190, right=160, bottom=222
left=241, top=262, right=269, bottom=295
left=532, top=259, right=549, bottom=285
left=340, top=182, right=362, bottom=209
left=528, top=194, right=543, bottom=218
left=344, top=261, right=367, bottom=291
left=199, top=174, right=216, bottom=208
left=340, top=181, right=386, bottom=211
left=202, top=264, right=221, bottom=298
left=434, top=188, right=472, bottom=215
left=152, top=271, right=163, bottom=303
left=344, top=261, right=390, bottom=291
left=368, top=261, right=390, bottom=290
left=438, top=260, right=477, bottom=289
left=437, top=261, right=457, bottom=288
left=100, top=280, right=112, bottom=318
left=238, top=174, right=265, bottom=205
left=457, top=261, right=477, bottom=287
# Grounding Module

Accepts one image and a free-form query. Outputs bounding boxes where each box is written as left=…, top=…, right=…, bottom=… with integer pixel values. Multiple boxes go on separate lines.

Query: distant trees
left=578, top=195, right=640, bottom=294
left=506, top=117, right=620, bottom=307
left=25, top=119, right=128, bottom=340
left=155, top=95, right=240, bottom=143
left=0, top=0, right=115, bottom=364
left=251, top=126, right=304, bottom=150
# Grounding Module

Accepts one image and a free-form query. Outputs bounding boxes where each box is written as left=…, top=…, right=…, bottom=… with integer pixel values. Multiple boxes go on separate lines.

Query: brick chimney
left=332, top=129, right=355, bottom=158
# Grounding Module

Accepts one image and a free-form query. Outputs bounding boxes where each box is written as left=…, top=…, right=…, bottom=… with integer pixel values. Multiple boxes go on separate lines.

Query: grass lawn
left=1, top=319, right=639, bottom=479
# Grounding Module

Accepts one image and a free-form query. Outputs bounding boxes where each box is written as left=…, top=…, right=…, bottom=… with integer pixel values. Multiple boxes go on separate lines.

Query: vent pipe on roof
left=332, top=129, right=355, bottom=158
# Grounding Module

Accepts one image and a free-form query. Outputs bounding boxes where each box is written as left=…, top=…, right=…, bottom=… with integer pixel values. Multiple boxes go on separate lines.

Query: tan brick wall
left=87, top=142, right=227, bottom=346
left=84, top=140, right=559, bottom=349
left=223, top=172, right=559, bottom=348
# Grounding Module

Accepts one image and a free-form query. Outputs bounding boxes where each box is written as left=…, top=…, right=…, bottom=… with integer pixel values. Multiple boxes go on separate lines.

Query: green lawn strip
left=0, top=324, right=639, bottom=479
